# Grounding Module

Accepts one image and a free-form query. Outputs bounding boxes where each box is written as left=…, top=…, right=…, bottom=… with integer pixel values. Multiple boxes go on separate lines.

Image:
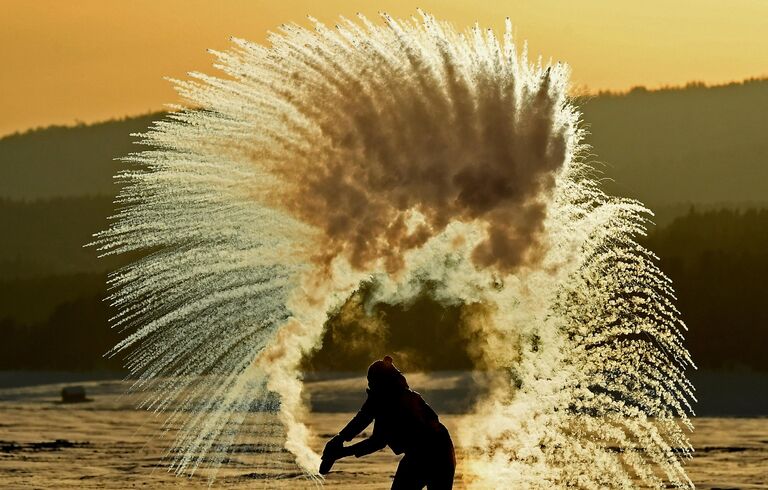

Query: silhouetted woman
left=320, top=356, right=455, bottom=489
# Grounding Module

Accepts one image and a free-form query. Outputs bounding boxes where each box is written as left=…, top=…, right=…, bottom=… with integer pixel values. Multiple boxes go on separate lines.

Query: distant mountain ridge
left=1, top=79, right=766, bottom=209
left=581, top=79, right=768, bottom=208
left=0, top=114, right=158, bottom=201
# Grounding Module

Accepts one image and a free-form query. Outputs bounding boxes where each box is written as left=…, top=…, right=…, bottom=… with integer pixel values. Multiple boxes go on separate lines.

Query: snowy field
left=0, top=373, right=765, bottom=489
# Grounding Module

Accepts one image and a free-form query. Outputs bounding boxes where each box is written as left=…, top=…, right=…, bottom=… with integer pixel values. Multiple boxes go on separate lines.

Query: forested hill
left=580, top=79, right=768, bottom=211
left=1, top=79, right=767, bottom=372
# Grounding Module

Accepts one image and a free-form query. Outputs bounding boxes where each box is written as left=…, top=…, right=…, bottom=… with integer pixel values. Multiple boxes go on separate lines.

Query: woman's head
left=367, top=355, right=409, bottom=393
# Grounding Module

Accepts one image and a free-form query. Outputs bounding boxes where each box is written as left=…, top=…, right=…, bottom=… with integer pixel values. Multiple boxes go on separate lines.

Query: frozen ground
left=0, top=373, right=765, bottom=489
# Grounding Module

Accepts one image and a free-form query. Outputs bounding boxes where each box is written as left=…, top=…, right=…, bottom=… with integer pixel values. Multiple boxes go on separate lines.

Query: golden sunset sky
left=2, top=0, right=767, bottom=136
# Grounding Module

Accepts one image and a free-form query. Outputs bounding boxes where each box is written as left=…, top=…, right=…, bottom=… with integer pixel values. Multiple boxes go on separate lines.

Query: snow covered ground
left=0, top=373, right=765, bottom=489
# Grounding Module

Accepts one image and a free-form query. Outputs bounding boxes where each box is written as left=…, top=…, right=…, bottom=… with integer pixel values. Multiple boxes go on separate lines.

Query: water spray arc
left=93, top=11, right=695, bottom=488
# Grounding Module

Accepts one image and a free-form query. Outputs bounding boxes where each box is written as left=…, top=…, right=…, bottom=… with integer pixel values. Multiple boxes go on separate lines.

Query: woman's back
left=367, top=388, right=442, bottom=454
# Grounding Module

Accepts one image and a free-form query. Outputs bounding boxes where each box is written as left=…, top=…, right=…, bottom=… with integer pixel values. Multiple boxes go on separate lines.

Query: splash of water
left=92, top=11, right=695, bottom=488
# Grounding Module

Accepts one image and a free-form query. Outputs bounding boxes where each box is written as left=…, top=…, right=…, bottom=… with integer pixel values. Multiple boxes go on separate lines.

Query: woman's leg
left=425, top=427, right=455, bottom=489
left=391, top=453, right=428, bottom=490
left=393, top=427, right=455, bottom=490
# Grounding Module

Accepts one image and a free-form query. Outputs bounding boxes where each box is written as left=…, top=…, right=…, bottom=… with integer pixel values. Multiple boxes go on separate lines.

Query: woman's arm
left=319, top=392, right=381, bottom=473
left=321, top=392, right=375, bottom=468
left=343, top=430, right=387, bottom=457
left=337, top=393, right=375, bottom=441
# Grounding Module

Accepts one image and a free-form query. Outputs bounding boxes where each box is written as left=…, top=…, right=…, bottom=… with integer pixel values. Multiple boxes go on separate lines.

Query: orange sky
left=2, top=0, right=767, bottom=136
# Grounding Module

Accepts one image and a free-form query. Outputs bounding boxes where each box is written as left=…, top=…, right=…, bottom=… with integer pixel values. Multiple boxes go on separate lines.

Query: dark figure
left=320, top=356, right=455, bottom=489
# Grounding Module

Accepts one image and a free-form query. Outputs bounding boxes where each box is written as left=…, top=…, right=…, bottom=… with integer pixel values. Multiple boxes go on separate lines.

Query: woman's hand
left=323, top=435, right=345, bottom=456
left=319, top=435, right=347, bottom=474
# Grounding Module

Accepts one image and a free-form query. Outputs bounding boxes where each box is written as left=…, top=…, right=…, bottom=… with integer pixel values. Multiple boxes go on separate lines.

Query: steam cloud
left=93, top=12, right=695, bottom=489
left=270, top=30, right=571, bottom=274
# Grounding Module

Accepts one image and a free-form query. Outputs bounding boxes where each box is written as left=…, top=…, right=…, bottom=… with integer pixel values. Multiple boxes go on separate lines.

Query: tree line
left=1, top=207, right=765, bottom=372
